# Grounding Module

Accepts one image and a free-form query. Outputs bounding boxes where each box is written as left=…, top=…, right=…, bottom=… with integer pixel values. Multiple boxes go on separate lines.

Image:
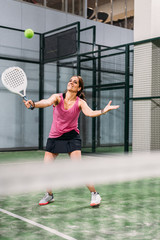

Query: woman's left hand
left=102, top=101, right=120, bottom=114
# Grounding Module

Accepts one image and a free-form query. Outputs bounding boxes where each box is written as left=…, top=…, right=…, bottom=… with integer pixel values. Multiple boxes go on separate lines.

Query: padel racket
left=1, top=66, right=33, bottom=109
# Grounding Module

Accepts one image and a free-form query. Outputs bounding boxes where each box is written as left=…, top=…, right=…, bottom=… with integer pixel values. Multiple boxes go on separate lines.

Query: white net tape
left=1, top=152, right=160, bottom=195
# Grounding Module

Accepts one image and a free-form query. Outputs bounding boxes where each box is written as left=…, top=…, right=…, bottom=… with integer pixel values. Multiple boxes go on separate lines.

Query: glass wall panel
left=0, top=27, right=39, bottom=61
left=80, top=88, right=93, bottom=152
left=99, top=89, right=124, bottom=146
left=43, top=63, right=57, bottom=146
left=0, top=60, right=39, bottom=150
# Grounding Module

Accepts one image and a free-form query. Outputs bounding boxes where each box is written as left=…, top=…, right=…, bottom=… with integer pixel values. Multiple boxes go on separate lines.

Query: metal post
left=77, top=23, right=81, bottom=134
left=92, top=25, right=96, bottom=52
left=125, top=0, right=127, bottom=28
left=95, top=0, right=98, bottom=21
left=83, top=0, right=87, bottom=18
left=79, top=0, right=81, bottom=16
left=92, top=56, right=96, bottom=153
left=77, top=22, right=81, bottom=75
left=91, top=24, right=97, bottom=153
left=124, top=44, right=130, bottom=152
left=65, top=0, right=68, bottom=13
left=43, top=0, right=46, bottom=7
left=39, top=34, right=44, bottom=150
left=57, top=61, right=60, bottom=93
left=62, top=0, right=65, bottom=11
left=111, top=0, right=113, bottom=25
left=72, top=0, right=74, bottom=14
left=97, top=45, right=101, bottom=147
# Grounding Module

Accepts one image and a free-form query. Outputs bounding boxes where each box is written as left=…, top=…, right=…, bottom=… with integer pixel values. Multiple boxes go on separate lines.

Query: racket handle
left=23, top=96, right=28, bottom=101
left=23, top=96, right=34, bottom=110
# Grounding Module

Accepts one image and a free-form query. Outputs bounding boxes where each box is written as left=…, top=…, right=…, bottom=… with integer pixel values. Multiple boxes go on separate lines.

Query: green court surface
left=0, top=150, right=69, bottom=163
left=0, top=148, right=125, bottom=163
left=0, top=146, right=131, bottom=163
left=0, top=151, right=160, bottom=240
left=1, top=179, right=160, bottom=240
left=0, top=150, right=45, bottom=163
left=82, top=146, right=132, bottom=153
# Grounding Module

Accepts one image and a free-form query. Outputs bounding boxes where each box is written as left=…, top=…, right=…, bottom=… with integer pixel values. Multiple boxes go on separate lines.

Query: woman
left=23, top=75, right=119, bottom=207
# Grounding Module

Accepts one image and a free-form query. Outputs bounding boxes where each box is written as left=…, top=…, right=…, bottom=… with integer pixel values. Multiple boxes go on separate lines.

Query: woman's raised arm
left=80, top=99, right=119, bottom=117
left=23, top=94, right=60, bottom=109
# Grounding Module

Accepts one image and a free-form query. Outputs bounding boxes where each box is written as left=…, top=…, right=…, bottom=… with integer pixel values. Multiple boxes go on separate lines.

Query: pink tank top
left=49, top=93, right=81, bottom=138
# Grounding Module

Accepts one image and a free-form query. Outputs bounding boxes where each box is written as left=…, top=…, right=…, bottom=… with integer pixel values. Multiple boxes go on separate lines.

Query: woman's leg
left=39, top=151, right=58, bottom=205
left=68, top=150, right=81, bottom=160
left=69, top=150, right=96, bottom=192
left=44, top=151, right=58, bottom=163
left=44, top=151, right=58, bottom=195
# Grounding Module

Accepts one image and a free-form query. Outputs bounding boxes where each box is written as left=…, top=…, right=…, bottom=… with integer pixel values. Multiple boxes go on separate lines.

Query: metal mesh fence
left=0, top=24, right=160, bottom=153
left=132, top=39, right=160, bottom=151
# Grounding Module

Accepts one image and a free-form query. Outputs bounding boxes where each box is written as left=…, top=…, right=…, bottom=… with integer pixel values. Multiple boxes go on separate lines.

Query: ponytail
left=77, top=91, right=86, bottom=101
left=76, top=76, right=86, bottom=101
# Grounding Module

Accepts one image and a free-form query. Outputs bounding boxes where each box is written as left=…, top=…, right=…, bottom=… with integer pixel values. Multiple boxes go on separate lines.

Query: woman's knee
left=44, top=151, right=58, bottom=162
left=69, top=150, right=81, bottom=160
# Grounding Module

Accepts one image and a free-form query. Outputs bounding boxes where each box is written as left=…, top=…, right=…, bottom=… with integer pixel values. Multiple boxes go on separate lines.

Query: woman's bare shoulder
left=78, top=98, right=86, bottom=109
left=49, top=93, right=61, bottom=106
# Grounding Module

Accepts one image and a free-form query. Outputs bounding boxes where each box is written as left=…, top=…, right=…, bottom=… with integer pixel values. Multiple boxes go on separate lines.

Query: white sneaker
left=90, top=192, right=101, bottom=207
left=39, top=192, right=54, bottom=206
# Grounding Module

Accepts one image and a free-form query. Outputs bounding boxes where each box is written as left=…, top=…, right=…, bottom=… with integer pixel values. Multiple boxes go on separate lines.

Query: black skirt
left=46, top=130, right=81, bottom=153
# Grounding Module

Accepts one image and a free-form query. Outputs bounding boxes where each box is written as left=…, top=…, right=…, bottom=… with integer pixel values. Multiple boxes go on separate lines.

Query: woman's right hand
left=23, top=99, right=35, bottom=109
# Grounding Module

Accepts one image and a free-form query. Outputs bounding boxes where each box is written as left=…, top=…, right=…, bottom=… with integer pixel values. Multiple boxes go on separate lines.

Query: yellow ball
left=24, top=29, right=34, bottom=39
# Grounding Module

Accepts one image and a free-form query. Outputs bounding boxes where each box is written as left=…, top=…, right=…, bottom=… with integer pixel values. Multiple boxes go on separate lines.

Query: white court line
left=0, top=208, right=77, bottom=240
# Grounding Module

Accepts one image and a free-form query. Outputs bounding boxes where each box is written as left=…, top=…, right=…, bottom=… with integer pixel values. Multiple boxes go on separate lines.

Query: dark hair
left=76, top=76, right=86, bottom=101
left=63, top=76, right=86, bottom=101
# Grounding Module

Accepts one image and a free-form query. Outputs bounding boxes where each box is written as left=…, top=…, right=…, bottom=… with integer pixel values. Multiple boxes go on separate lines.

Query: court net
left=0, top=151, right=160, bottom=240
left=1, top=151, right=160, bottom=195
